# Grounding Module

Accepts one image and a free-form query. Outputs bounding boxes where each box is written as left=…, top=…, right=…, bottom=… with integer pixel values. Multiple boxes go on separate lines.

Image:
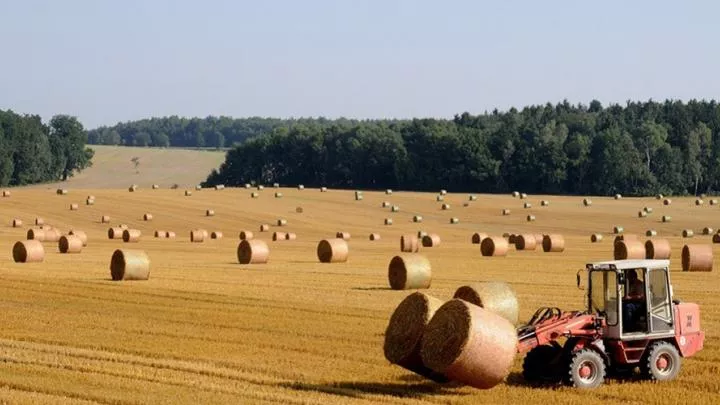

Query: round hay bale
left=613, top=234, right=639, bottom=244
left=336, top=232, right=351, bottom=240
left=645, top=239, right=671, bottom=259
left=703, top=227, right=714, bottom=235
left=450, top=217, right=459, bottom=224
left=514, top=234, right=537, bottom=251
left=712, top=234, right=720, bottom=244
left=540, top=200, right=549, bottom=206
left=355, top=194, right=364, bottom=201
left=58, top=235, right=83, bottom=254
left=590, top=234, right=603, bottom=243
left=273, top=182, right=279, bottom=188
left=615, top=194, right=622, bottom=200
left=520, top=193, right=528, bottom=199
left=644, top=207, right=654, bottom=213
left=128, top=185, right=138, bottom=192
left=166, top=231, right=176, bottom=239
left=68, top=230, right=88, bottom=246
left=320, top=186, right=328, bottom=192
left=638, top=211, right=647, bottom=218
left=383, top=292, right=447, bottom=382
left=122, top=229, right=141, bottom=243
left=481, top=237, right=508, bottom=257
left=13, top=240, right=45, bottom=263
left=70, top=203, right=79, bottom=211
left=526, top=215, right=535, bottom=222
left=86, top=195, right=95, bottom=200
left=384, top=218, right=393, bottom=225
left=251, top=192, right=259, bottom=198
left=56, top=188, right=68, bottom=195
left=190, top=229, right=206, bottom=243
left=512, top=191, right=520, bottom=197
left=441, top=203, right=451, bottom=210
left=502, top=209, right=511, bottom=216
left=260, top=224, right=270, bottom=232
left=646, top=230, right=658, bottom=237
left=185, top=190, right=193, bottom=196
left=388, top=254, right=431, bottom=290
left=43, top=228, right=62, bottom=243
left=239, top=231, right=254, bottom=240
left=440, top=189, right=447, bottom=196
left=101, top=215, right=110, bottom=224
left=206, top=209, right=215, bottom=217
left=272, top=232, right=287, bottom=241
left=657, top=194, right=664, bottom=200
left=215, top=184, right=225, bottom=190
left=508, top=234, right=518, bottom=244
left=523, top=202, right=532, bottom=209
left=283, top=232, right=297, bottom=241
left=274, top=192, right=283, bottom=198
left=710, top=199, right=718, bottom=205
left=417, top=231, right=428, bottom=239
left=196, top=185, right=203, bottom=190
left=453, top=282, right=519, bottom=325
left=682, top=245, right=713, bottom=272
left=391, top=205, right=400, bottom=212
left=152, top=184, right=159, bottom=189
left=110, top=249, right=150, bottom=281
left=542, top=234, right=565, bottom=253
left=613, top=226, right=624, bottom=234
left=436, top=195, right=444, bottom=202
left=296, top=207, right=303, bottom=213
left=211, top=231, right=223, bottom=239
left=469, top=195, right=478, bottom=201
left=119, top=224, right=129, bottom=230
left=663, top=199, right=672, bottom=205
left=386, top=189, right=393, bottom=195
left=583, top=198, right=592, bottom=206
left=12, top=219, right=22, bottom=228
left=35, top=217, right=44, bottom=226
left=86, top=198, right=95, bottom=205
left=400, top=234, right=420, bottom=253
left=420, top=299, right=517, bottom=389
left=298, top=184, right=305, bottom=190
left=2, top=190, right=10, bottom=197
left=683, top=229, right=694, bottom=238
left=413, top=215, right=423, bottom=223
left=614, top=240, right=645, bottom=260
left=421, top=234, right=441, bottom=247
left=696, top=199, right=704, bottom=206
left=317, top=239, right=349, bottom=263
left=277, top=219, right=287, bottom=226
left=661, top=215, right=672, bottom=223
left=471, top=232, right=488, bottom=244
left=369, top=233, right=381, bottom=241
left=382, top=201, right=390, bottom=208
left=143, top=213, right=153, bottom=221
left=107, top=227, right=124, bottom=240
left=257, top=185, right=265, bottom=191
left=154, top=230, right=166, bottom=238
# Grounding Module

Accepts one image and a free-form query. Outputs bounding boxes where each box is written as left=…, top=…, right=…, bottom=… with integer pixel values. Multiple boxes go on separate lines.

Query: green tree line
left=0, top=110, right=94, bottom=186
left=202, top=99, right=720, bottom=196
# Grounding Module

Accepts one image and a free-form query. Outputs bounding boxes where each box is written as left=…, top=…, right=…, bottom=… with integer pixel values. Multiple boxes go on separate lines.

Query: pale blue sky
left=1, top=0, right=718, bottom=129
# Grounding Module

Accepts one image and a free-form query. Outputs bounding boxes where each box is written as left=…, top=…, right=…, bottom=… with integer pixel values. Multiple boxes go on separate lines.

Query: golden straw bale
left=239, top=231, right=254, bottom=240
left=400, top=234, right=420, bottom=253
left=12, top=219, right=23, bottom=228
left=614, top=240, right=645, bottom=260
left=260, top=224, right=270, bottom=232
left=35, top=217, right=44, bottom=226
left=645, top=239, right=671, bottom=259
left=165, top=231, right=176, bottom=238
left=122, top=229, right=141, bottom=243
left=682, top=245, right=713, bottom=272
left=101, top=215, right=110, bottom=223
left=284, top=232, right=297, bottom=241
left=591, top=234, right=603, bottom=242
left=453, top=282, right=520, bottom=325
left=384, top=218, right=393, bottom=225
left=58, top=235, right=83, bottom=254
left=237, top=240, right=269, bottom=264
left=317, top=239, right=349, bottom=263
left=514, top=234, right=537, bottom=251
left=70, top=203, right=79, bottom=211
left=190, top=229, right=206, bottom=243
left=336, top=232, right=351, bottom=240
left=388, top=254, right=432, bottom=290
left=211, top=231, right=223, bottom=239
left=542, top=234, right=565, bottom=252
left=110, top=249, right=150, bottom=280
left=68, top=230, right=88, bottom=246
left=206, top=209, right=215, bottom=217
left=277, top=219, right=287, bottom=226
left=369, top=233, right=381, bottom=241
left=272, top=232, right=287, bottom=241
left=107, top=227, right=124, bottom=240
left=421, top=234, right=441, bottom=247
left=471, top=232, right=488, bottom=244
left=143, top=213, right=153, bottom=221
left=13, top=240, right=44, bottom=263
left=481, top=237, right=508, bottom=257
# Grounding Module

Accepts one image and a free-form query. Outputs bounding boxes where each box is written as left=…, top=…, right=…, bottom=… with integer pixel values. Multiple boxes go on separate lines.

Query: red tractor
left=517, top=259, right=704, bottom=388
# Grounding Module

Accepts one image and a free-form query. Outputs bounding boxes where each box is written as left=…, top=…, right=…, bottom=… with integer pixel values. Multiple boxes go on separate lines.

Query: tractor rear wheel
left=522, top=344, right=563, bottom=383
left=566, top=349, right=606, bottom=389
left=641, top=341, right=681, bottom=381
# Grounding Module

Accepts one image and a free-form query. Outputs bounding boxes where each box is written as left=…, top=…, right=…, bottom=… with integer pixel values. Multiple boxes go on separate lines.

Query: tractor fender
left=563, top=337, right=610, bottom=364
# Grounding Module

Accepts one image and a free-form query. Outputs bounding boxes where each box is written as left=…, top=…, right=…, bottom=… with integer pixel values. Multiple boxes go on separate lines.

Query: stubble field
left=1, top=183, right=719, bottom=404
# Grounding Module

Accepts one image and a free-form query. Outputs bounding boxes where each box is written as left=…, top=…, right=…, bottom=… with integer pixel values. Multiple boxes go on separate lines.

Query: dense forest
left=0, top=110, right=94, bottom=186
left=202, top=99, right=720, bottom=196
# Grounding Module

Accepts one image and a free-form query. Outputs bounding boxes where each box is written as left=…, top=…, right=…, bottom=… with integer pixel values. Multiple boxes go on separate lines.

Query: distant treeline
left=87, top=116, right=381, bottom=148
left=203, top=99, right=720, bottom=196
left=0, top=110, right=94, bottom=186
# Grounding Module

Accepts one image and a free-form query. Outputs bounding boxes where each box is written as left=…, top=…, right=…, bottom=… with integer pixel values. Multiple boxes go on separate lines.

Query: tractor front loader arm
left=516, top=307, right=602, bottom=354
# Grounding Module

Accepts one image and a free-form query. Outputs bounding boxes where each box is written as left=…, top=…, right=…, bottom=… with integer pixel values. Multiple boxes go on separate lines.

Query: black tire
left=566, top=348, right=606, bottom=389
left=522, top=344, right=563, bottom=383
left=641, top=341, right=681, bottom=381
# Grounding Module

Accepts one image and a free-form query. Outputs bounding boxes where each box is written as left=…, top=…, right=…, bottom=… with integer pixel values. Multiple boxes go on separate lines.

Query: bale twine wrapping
left=317, top=239, right=349, bottom=263
left=471, top=232, right=488, bottom=244
left=260, top=224, right=270, bottom=232
left=526, top=215, right=536, bottom=222
left=369, top=233, right=381, bottom=241
left=413, top=215, right=423, bottom=223
left=43, top=228, right=62, bottom=243
left=68, top=230, right=88, bottom=246
left=421, top=234, right=441, bottom=247
left=645, top=239, right=671, bottom=259
left=420, top=299, right=517, bottom=389
left=663, top=199, right=672, bottom=205
left=514, top=234, right=537, bottom=251
left=591, top=234, right=603, bottom=242
left=70, top=203, right=79, bottom=211
left=481, top=237, right=509, bottom=257
left=336, top=232, right=351, bottom=240
left=646, top=230, right=658, bottom=237
left=523, top=202, right=532, bottom=209
left=613, top=226, right=624, bottom=234
left=388, top=254, right=432, bottom=290
left=101, top=215, right=110, bottom=223
left=122, top=229, right=141, bottom=243
left=614, top=240, right=645, bottom=260
left=185, top=190, right=193, bottom=196
left=143, top=213, right=153, bottom=221
left=638, top=211, right=647, bottom=218
left=583, top=198, right=592, bottom=206
left=239, top=231, right=254, bottom=240
left=110, top=249, right=150, bottom=281
left=541, top=200, right=549, bottom=206
left=206, top=209, right=215, bottom=217
left=502, top=209, right=511, bottom=216
left=12, top=219, right=22, bottom=228
left=58, top=235, right=83, bottom=254
left=450, top=217, right=459, bottom=224
left=703, top=227, right=714, bottom=235
left=400, top=234, right=420, bottom=253
left=384, top=218, right=393, bottom=225
left=166, top=231, right=176, bottom=239
left=683, top=229, right=694, bottom=238
left=696, top=199, right=704, bottom=206
left=35, top=217, right=44, bottom=226
left=682, top=245, right=713, bottom=272
left=644, top=207, right=654, bottom=213
left=453, top=282, right=520, bottom=325
left=107, top=227, right=124, bottom=240
left=383, top=292, right=447, bottom=382
left=662, top=215, right=672, bottom=222
left=154, top=230, right=166, bottom=238
left=13, top=240, right=45, bottom=263
left=190, top=229, right=206, bottom=243
left=542, top=234, right=565, bottom=252
left=211, top=231, right=223, bottom=239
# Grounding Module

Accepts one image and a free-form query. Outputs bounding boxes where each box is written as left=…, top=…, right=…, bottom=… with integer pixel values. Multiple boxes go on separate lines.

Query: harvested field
left=0, top=186, right=719, bottom=404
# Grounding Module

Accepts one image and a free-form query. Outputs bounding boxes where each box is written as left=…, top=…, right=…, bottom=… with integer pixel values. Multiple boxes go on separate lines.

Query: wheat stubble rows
left=1, top=187, right=719, bottom=404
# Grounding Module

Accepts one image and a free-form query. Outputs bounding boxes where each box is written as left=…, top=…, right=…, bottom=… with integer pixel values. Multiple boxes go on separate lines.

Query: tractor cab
left=581, top=259, right=675, bottom=340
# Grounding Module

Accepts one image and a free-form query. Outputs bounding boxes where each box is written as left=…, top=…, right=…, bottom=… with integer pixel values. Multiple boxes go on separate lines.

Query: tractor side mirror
left=576, top=269, right=585, bottom=290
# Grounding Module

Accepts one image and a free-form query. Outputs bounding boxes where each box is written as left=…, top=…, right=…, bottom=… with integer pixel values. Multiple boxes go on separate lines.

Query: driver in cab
left=623, top=269, right=645, bottom=330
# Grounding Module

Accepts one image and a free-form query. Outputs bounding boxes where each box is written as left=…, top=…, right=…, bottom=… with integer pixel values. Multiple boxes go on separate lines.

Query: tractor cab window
left=589, top=270, right=618, bottom=325
left=647, top=268, right=673, bottom=332
left=622, top=268, right=647, bottom=333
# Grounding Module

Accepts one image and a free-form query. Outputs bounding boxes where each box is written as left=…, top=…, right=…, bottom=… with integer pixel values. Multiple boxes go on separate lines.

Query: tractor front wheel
left=566, top=349, right=606, bottom=389
left=522, top=344, right=563, bottom=383
left=641, top=341, right=681, bottom=381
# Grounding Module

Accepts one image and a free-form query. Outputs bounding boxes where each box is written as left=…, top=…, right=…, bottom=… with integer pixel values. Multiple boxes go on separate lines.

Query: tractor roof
left=588, top=259, right=670, bottom=270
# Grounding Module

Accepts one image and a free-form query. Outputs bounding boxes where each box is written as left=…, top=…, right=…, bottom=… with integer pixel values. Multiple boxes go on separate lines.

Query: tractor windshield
left=589, top=270, right=618, bottom=325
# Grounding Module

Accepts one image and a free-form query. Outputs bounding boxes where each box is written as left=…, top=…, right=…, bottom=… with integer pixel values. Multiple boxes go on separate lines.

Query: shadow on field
left=351, top=286, right=393, bottom=291
left=279, top=379, right=463, bottom=399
